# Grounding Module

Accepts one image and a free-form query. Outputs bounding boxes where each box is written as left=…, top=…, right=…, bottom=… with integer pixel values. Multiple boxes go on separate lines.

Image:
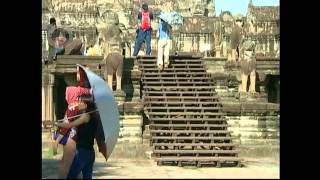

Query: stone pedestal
left=202, top=57, right=279, bottom=151
left=42, top=71, right=56, bottom=154
left=224, top=102, right=279, bottom=146
left=119, top=114, right=143, bottom=143
left=113, top=90, right=126, bottom=104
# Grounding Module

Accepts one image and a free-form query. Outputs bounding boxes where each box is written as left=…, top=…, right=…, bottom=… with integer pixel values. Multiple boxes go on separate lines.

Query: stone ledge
left=239, top=144, right=279, bottom=159
left=241, top=102, right=268, bottom=113
left=222, top=102, right=241, bottom=113
left=222, top=101, right=279, bottom=114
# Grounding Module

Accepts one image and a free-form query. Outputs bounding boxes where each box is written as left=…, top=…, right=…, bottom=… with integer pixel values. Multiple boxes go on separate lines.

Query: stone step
left=138, top=56, right=242, bottom=167
left=142, top=72, right=208, bottom=76
left=149, top=124, right=230, bottom=129
left=141, top=67, right=206, bottom=70
left=148, top=117, right=226, bottom=122
left=155, top=156, right=242, bottom=165
left=239, top=138, right=279, bottom=146
left=120, top=126, right=142, bottom=131
left=142, top=76, right=213, bottom=80
left=119, top=129, right=142, bottom=137
left=226, top=120, right=279, bottom=128
left=151, top=136, right=235, bottom=141
left=145, top=106, right=222, bottom=111
left=139, top=64, right=204, bottom=68
left=145, top=101, right=222, bottom=106
left=138, top=59, right=203, bottom=64
left=230, top=131, right=279, bottom=139
left=142, top=81, right=214, bottom=85
left=120, top=119, right=143, bottom=127
left=118, top=137, right=143, bottom=143
left=143, top=85, right=215, bottom=90
left=153, top=149, right=240, bottom=154
left=150, top=129, right=232, bottom=134
left=153, top=142, right=239, bottom=148
left=146, top=112, right=225, bottom=116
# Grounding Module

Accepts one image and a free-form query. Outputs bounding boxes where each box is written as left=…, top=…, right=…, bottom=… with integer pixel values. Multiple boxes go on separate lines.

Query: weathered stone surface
left=121, top=119, right=143, bottom=127
left=241, top=102, right=268, bottom=114
left=266, top=103, right=280, bottom=112
left=131, top=70, right=142, bottom=79
left=123, top=101, right=144, bottom=113
left=42, top=0, right=279, bottom=152
left=119, top=128, right=142, bottom=137
left=118, top=137, right=143, bottom=143
left=240, top=138, right=279, bottom=146
left=222, top=102, right=241, bottom=113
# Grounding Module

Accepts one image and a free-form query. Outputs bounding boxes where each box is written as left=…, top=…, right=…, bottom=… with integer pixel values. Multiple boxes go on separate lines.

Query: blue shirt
left=158, top=19, right=170, bottom=40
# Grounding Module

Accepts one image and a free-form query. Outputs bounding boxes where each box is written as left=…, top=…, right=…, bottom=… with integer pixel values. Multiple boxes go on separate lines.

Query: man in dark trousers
left=133, top=3, right=154, bottom=56
left=56, top=94, right=105, bottom=179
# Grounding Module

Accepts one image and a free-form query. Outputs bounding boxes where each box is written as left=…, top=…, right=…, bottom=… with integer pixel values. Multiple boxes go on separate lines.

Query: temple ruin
left=42, top=0, right=279, bottom=167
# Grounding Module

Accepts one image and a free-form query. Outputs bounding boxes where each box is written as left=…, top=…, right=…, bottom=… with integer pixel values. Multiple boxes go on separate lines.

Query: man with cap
left=133, top=3, right=154, bottom=56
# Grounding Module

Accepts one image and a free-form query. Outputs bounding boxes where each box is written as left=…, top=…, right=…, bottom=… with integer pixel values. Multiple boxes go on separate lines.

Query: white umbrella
left=158, top=11, right=183, bottom=27
left=78, top=64, right=120, bottom=160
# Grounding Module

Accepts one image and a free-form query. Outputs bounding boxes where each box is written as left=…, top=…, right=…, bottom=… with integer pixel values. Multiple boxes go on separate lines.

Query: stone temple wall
left=42, top=0, right=279, bottom=58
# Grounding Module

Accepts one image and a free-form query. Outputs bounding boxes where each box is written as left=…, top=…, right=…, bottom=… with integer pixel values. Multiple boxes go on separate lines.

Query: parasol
left=158, top=11, right=183, bottom=27
left=78, top=64, right=120, bottom=160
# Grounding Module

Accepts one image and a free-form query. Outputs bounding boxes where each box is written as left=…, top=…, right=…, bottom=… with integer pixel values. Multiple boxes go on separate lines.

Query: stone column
left=222, top=39, right=228, bottom=57
left=42, top=85, right=46, bottom=121
left=42, top=72, right=55, bottom=122
left=267, top=38, right=270, bottom=56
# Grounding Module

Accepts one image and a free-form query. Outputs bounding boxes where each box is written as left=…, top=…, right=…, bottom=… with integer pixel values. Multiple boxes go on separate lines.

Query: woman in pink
left=54, top=67, right=91, bottom=178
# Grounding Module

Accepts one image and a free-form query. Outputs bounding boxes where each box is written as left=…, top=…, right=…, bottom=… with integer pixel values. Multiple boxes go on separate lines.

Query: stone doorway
left=265, top=75, right=280, bottom=103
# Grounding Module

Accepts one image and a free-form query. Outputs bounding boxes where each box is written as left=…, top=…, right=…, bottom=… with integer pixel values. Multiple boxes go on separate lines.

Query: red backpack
left=140, top=11, right=151, bottom=31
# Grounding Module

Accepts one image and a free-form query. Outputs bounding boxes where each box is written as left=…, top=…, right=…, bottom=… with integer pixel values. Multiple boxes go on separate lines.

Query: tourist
left=54, top=67, right=91, bottom=178
left=133, top=3, right=154, bottom=56
left=56, top=94, right=99, bottom=179
left=156, top=2, right=173, bottom=70
left=157, top=2, right=173, bottom=70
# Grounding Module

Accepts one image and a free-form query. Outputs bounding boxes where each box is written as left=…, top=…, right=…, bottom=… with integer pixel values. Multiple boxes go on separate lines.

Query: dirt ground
left=42, top=149, right=279, bottom=179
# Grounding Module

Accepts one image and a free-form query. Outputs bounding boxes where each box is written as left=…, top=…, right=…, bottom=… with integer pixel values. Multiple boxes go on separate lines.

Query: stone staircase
left=138, top=56, right=242, bottom=167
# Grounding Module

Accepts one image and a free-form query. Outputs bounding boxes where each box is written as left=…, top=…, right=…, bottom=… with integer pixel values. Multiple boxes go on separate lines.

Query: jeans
left=133, top=29, right=151, bottom=56
left=67, top=147, right=95, bottom=179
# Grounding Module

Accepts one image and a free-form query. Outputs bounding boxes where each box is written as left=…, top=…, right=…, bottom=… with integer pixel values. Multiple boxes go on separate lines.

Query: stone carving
left=213, top=21, right=222, bottom=57
left=239, top=37, right=256, bottom=93
left=42, top=0, right=279, bottom=58
left=228, top=14, right=243, bottom=61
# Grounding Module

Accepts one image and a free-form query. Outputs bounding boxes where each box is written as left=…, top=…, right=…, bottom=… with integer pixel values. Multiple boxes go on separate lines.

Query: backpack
left=140, top=11, right=151, bottom=31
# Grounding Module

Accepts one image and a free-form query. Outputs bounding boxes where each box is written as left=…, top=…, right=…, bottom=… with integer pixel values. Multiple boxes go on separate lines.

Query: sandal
left=164, top=62, right=169, bottom=68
